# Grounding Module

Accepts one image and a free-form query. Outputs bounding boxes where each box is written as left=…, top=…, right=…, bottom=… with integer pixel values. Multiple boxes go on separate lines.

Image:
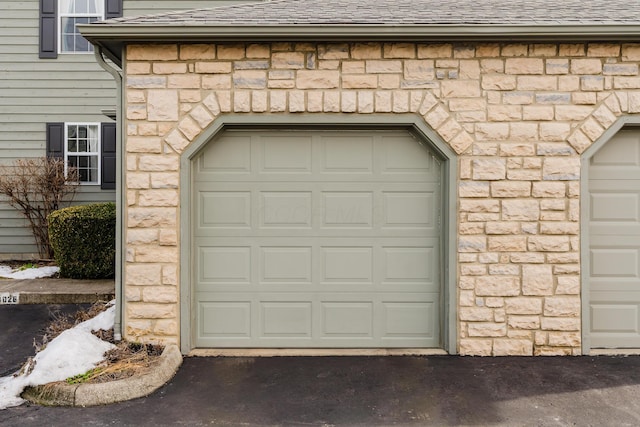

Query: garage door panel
left=589, top=129, right=640, bottom=348
left=319, top=135, right=374, bottom=173
left=198, top=135, right=252, bottom=174
left=194, top=130, right=442, bottom=348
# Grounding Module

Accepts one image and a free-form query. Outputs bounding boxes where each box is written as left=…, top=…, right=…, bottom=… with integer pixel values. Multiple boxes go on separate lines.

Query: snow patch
left=0, top=305, right=116, bottom=410
left=0, top=265, right=60, bottom=280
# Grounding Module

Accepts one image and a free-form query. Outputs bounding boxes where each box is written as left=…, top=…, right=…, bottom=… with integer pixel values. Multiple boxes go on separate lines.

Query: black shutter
left=46, top=122, right=64, bottom=158
left=105, top=0, right=123, bottom=19
left=101, top=122, right=116, bottom=190
left=39, top=0, right=57, bottom=59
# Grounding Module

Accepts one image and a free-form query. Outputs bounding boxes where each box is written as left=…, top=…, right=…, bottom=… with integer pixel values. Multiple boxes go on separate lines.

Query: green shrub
left=48, top=202, right=116, bottom=279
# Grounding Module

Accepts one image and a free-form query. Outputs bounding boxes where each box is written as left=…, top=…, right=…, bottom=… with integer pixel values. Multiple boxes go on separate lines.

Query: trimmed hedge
left=48, top=202, right=116, bottom=279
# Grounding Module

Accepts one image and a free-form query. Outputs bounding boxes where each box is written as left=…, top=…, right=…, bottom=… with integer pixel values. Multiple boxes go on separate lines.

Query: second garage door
left=192, top=129, right=442, bottom=348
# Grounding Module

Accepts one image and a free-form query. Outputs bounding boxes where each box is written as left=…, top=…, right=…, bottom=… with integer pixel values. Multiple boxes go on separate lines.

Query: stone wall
left=123, top=41, right=640, bottom=354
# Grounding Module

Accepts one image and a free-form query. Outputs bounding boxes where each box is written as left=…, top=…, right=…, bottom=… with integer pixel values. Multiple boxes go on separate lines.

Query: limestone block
left=126, top=264, right=162, bottom=286
left=307, top=91, right=323, bottom=112
left=592, top=104, right=618, bottom=128
left=461, top=264, right=486, bottom=276
left=233, top=70, right=266, bottom=89
left=459, top=339, right=493, bottom=356
left=180, top=44, right=215, bottom=60
left=460, top=199, right=500, bottom=213
left=540, top=317, right=580, bottom=331
left=358, top=91, right=374, bottom=113
left=365, top=60, right=402, bottom=74
left=330, top=91, right=353, bottom=113
left=622, top=44, right=640, bottom=61
left=539, top=222, right=579, bottom=235
left=544, top=296, right=580, bottom=317
left=127, top=302, right=177, bottom=319
left=234, top=60, right=269, bottom=70
left=342, top=61, right=366, bottom=74
left=167, top=74, right=200, bottom=89
left=128, top=44, right=178, bottom=61
left=485, top=222, right=520, bottom=235
left=417, top=43, right=452, bottom=58
left=441, top=80, right=480, bottom=98
left=556, top=276, right=580, bottom=295
left=527, top=236, right=570, bottom=252
left=613, top=76, right=640, bottom=89
left=378, top=75, right=401, bottom=89
left=459, top=181, right=490, bottom=198
left=458, top=236, right=487, bottom=252
left=507, top=315, right=540, bottom=330
left=128, top=63, right=151, bottom=75
left=178, top=116, right=201, bottom=141
left=490, top=181, right=531, bottom=198
left=342, top=75, right=377, bottom=89
left=142, top=286, right=178, bottom=304
left=270, top=91, right=287, bottom=112
left=135, top=246, right=179, bottom=263
left=503, top=92, right=534, bottom=105
left=522, top=264, right=554, bottom=296
left=547, top=331, right=580, bottom=347
left=459, top=307, right=494, bottom=322
left=488, top=236, right=526, bottom=252
left=487, top=105, right=521, bottom=121
left=217, top=44, right=245, bottom=60
left=475, top=276, right=520, bottom=296
left=125, top=286, right=142, bottom=302
left=323, top=91, right=340, bottom=112
left=546, top=59, right=569, bottom=75
left=509, top=123, right=538, bottom=141
left=480, top=59, right=504, bottom=73
left=138, top=189, right=179, bottom=207
left=162, top=264, right=178, bottom=286
left=153, top=63, right=187, bottom=75
left=517, top=76, right=557, bottom=91
left=488, top=264, right=520, bottom=276
left=297, top=70, right=340, bottom=88
left=542, top=157, right=580, bottom=180
left=505, top=58, right=544, bottom=74
left=289, top=90, right=305, bottom=112
left=164, top=130, right=190, bottom=154
left=437, top=119, right=462, bottom=142
left=127, top=229, right=158, bottom=245
left=467, top=322, right=507, bottom=337
left=245, top=44, right=270, bottom=58
left=147, top=90, right=178, bottom=121
left=125, top=319, right=152, bottom=338
left=571, top=58, right=603, bottom=74
left=195, top=62, right=232, bottom=74
left=272, top=52, right=305, bottom=69
left=127, top=137, right=161, bottom=154
left=558, top=75, right=580, bottom=91
left=472, top=158, right=506, bottom=180
left=493, top=339, right=533, bottom=355
left=374, top=91, right=392, bottom=112
left=148, top=173, right=177, bottom=190
left=351, top=43, right=382, bottom=59
left=532, top=182, right=566, bottom=198
left=189, top=105, right=214, bottom=129
left=383, top=43, right=415, bottom=58
left=127, top=76, right=167, bottom=89
left=539, top=123, right=571, bottom=142
left=153, top=319, right=178, bottom=336
left=126, top=173, right=150, bottom=189
left=403, top=60, right=435, bottom=80
left=252, top=91, right=268, bottom=112
left=459, top=290, right=476, bottom=307
left=317, top=43, right=349, bottom=60
left=158, top=229, right=177, bottom=246
left=128, top=207, right=177, bottom=228
left=202, top=93, right=221, bottom=116
left=506, top=297, right=543, bottom=315
left=502, top=199, right=539, bottom=221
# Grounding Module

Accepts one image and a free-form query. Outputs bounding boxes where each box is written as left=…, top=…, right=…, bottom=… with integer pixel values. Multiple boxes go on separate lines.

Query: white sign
left=0, top=293, right=19, bottom=304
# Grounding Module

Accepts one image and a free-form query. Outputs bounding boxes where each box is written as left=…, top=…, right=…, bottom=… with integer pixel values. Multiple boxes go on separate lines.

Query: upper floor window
left=40, top=0, right=122, bottom=59
left=59, top=0, right=104, bottom=53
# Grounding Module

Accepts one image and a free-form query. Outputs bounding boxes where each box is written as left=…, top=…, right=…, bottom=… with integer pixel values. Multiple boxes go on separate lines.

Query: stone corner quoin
left=122, top=41, right=640, bottom=356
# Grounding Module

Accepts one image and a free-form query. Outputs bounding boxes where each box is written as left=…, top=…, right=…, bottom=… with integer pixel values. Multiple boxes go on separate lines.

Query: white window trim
left=64, top=122, right=101, bottom=185
left=58, top=0, right=104, bottom=54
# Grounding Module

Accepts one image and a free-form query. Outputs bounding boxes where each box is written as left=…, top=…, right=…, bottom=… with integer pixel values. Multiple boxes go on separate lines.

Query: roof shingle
left=100, top=0, right=640, bottom=26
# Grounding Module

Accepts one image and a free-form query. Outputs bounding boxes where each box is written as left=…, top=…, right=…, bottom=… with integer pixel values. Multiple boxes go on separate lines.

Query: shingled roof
left=101, top=0, right=640, bottom=26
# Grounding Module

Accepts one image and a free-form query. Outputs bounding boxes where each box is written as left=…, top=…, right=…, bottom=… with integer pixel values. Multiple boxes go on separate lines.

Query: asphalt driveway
left=3, top=305, right=640, bottom=426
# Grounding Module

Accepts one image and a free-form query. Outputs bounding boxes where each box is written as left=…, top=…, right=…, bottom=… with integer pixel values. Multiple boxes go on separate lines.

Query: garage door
left=589, top=129, right=640, bottom=348
left=192, top=129, right=442, bottom=348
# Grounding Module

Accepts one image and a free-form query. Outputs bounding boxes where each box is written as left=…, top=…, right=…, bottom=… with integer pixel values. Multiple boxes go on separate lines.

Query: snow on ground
left=0, top=303, right=116, bottom=410
left=0, top=265, right=59, bottom=280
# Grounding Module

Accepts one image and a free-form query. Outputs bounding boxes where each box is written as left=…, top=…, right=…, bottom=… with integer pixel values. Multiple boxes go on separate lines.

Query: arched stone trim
left=567, top=93, right=627, bottom=154
left=161, top=88, right=468, bottom=156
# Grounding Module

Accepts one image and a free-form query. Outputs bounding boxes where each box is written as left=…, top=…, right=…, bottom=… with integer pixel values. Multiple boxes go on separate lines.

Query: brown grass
left=38, top=301, right=164, bottom=384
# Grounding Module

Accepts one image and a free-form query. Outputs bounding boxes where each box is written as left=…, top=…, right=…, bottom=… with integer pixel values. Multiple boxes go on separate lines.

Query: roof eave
left=79, top=23, right=640, bottom=62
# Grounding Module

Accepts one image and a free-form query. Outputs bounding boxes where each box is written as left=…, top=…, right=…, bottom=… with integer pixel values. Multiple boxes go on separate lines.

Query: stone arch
left=161, top=89, right=471, bottom=156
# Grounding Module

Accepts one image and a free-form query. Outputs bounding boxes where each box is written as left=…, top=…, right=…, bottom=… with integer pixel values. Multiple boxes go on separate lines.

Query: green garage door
left=192, top=129, right=442, bottom=348
left=589, top=129, right=640, bottom=348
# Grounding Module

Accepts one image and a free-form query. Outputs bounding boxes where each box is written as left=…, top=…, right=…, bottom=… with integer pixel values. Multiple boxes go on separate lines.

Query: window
left=46, top=122, right=116, bottom=189
left=39, top=0, right=122, bottom=59
left=65, top=123, right=100, bottom=183
left=59, top=0, right=104, bottom=53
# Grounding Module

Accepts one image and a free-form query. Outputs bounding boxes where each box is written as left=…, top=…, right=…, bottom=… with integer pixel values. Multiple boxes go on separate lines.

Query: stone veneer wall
left=123, top=41, right=640, bottom=355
